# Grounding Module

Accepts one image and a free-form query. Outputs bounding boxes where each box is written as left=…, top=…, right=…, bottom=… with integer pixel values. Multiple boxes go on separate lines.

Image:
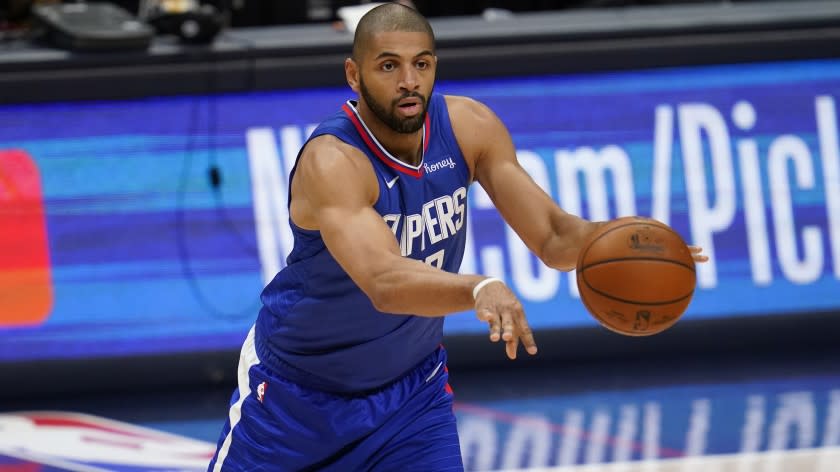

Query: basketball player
left=208, top=4, right=707, bottom=471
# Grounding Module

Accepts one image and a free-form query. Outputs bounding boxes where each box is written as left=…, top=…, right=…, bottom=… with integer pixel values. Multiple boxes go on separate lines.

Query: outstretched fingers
left=478, top=308, right=501, bottom=342
left=520, top=331, right=537, bottom=357
left=517, top=313, right=538, bottom=356
left=500, top=308, right=515, bottom=342
left=474, top=281, right=538, bottom=360
left=506, top=336, right=519, bottom=360
left=504, top=306, right=538, bottom=360
left=688, top=245, right=709, bottom=263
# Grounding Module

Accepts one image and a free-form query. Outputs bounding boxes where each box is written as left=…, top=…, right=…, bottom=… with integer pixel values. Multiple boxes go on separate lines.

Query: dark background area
left=3, top=1, right=840, bottom=103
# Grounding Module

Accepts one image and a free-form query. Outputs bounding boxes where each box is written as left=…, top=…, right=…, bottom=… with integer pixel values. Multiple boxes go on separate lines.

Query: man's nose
left=399, top=67, right=419, bottom=91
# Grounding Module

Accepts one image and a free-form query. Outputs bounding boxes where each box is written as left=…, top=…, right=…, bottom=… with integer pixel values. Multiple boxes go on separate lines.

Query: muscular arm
left=290, top=135, right=485, bottom=316
left=448, top=96, right=602, bottom=271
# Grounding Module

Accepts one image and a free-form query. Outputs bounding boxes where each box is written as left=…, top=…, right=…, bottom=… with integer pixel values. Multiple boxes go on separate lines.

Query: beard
left=359, top=76, right=428, bottom=134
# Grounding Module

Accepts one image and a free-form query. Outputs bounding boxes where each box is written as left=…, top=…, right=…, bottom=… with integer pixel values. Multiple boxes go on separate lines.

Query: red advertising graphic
left=0, top=150, right=52, bottom=327
left=0, top=411, right=215, bottom=470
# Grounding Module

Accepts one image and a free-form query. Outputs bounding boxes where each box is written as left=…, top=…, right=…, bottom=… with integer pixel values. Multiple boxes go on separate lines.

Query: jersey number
left=424, top=249, right=445, bottom=269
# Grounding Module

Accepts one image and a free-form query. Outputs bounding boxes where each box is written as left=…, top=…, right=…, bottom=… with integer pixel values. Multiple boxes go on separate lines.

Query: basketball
left=576, top=217, right=696, bottom=336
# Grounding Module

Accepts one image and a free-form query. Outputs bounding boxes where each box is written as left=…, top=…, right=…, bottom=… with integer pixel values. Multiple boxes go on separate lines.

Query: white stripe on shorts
left=213, top=324, right=260, bottom=471
left=425, top=361, right=443, bottom=383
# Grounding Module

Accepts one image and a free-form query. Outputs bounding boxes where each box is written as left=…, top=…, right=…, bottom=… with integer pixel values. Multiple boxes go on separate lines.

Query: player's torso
left=358, top=105, right=471, bottom=269
left=255, top=93, right=471, bottom=393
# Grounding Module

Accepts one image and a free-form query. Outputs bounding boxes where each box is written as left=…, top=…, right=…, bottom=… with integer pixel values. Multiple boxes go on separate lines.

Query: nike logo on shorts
left=425, top=361, right=443, bottom=382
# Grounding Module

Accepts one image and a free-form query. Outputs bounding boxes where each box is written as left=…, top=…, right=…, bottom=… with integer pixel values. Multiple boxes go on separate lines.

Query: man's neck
left=357, top=101, right=423, bottom=167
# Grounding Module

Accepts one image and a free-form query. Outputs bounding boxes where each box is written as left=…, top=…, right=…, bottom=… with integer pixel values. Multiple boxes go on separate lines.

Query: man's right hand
left=474, top=280, right=538, bottom=360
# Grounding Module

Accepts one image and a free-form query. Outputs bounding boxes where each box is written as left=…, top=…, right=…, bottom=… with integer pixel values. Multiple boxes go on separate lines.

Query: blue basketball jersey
left=254, top=93, right=471, bottom=393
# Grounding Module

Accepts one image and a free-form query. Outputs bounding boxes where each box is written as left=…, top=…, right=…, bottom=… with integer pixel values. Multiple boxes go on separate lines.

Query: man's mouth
left=396, top=97, right=422, bottom=116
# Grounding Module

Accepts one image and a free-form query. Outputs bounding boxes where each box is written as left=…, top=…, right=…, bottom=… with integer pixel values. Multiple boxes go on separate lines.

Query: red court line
left=30, top=416, right=167, bottom=441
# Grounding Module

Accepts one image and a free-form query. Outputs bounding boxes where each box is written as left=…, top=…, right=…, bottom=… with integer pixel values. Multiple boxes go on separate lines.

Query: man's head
left=345, top=3, right=436, bottom=134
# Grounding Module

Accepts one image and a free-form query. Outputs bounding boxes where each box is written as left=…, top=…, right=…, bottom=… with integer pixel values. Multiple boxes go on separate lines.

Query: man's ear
left=345, top=58, right=360, bottom=93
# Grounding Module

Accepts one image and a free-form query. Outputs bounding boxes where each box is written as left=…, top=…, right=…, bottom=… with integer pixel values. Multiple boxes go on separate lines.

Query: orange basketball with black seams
left=576, top=216, right=696, bottom=336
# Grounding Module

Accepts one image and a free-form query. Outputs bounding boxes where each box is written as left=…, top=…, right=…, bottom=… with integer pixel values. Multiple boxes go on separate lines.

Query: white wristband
left=472, top=277, right=504, bottom=300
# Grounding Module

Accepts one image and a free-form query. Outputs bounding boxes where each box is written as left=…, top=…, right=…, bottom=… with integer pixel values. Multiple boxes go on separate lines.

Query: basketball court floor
left=2, top=346, right=839, bottom=471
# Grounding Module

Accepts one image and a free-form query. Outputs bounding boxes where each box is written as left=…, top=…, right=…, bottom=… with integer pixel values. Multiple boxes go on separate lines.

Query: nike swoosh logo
left=385, top=176, right=399, bottom=189
left=425, top=361, right=443, bottom=382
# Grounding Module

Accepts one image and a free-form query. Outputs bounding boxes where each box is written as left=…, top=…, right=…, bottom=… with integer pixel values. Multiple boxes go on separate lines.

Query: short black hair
left=352, top=3, right=435, bottom=60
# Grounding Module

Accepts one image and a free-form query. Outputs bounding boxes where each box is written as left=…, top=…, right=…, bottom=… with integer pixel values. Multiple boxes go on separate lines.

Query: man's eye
left=416, top=61, right=428, bottom=70
left=381, top=63, right=395, bottom=71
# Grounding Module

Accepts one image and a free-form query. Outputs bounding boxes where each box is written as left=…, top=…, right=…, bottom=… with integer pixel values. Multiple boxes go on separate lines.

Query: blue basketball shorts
left=208, top=328, right=462, bottom=471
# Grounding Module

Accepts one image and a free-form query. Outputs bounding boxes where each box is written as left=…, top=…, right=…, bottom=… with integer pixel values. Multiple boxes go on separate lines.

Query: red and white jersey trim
left=342, top=101, right=430, bottom=179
